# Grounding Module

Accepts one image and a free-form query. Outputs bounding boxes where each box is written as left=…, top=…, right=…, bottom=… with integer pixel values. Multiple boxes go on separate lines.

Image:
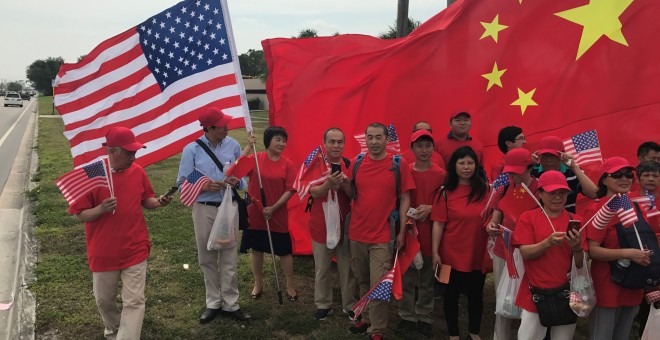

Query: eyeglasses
left=609, top=171, right=634, bottom=179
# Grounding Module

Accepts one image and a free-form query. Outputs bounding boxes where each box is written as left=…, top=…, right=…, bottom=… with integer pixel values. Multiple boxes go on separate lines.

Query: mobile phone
left=164, top=186, right=178, bottom=197
left=331, top=162, right=341, bottom=174
left=406, top=207, right=419, bottom=218
left=568, top=220, right=581, bottom=233
left=434, top=263, right=451, bottom=284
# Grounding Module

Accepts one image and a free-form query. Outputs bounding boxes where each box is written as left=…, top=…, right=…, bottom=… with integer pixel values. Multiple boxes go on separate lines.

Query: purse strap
left=195, top=139, right=241, bottom=199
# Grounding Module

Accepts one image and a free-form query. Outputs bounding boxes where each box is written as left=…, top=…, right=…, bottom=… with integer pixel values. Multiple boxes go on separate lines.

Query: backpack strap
left=392, top=154, right=401, bottom=209
left=351, top=153, right=366, bottom=200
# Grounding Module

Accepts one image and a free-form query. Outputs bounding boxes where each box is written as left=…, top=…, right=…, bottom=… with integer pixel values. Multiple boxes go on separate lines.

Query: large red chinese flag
left=263, top=0, right=660, bottom=254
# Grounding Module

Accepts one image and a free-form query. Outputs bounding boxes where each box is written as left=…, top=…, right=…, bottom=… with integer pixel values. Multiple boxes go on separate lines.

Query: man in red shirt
left=435, top=112, right=484, bottom=165
left=397, top=130, right=445, bottom=337
left=348, top=122, right=415, bottom=340
left=69, top=127, right=171, bottom=340
left=308, top=128, right=357, bottom=321
left=401, top=121, right=445, bottom=169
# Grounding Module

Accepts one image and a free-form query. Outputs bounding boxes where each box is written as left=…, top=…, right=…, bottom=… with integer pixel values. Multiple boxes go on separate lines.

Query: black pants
left=443, top=269, right=486, bottom=336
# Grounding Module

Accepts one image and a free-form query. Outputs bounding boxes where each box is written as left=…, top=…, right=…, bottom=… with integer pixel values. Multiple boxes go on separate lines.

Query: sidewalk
left=0, top=101, right=38, bottom=340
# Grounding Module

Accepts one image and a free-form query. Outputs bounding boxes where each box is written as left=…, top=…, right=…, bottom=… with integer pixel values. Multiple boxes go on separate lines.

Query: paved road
left=0, top=98, right=38, bottom=340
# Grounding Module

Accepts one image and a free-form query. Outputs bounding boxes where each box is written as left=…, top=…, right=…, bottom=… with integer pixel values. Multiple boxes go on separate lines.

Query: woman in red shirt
left=586, top=157, right=650, bottom=339
left=431, top=146, right=489, bottom=340
left=242, top=126, right=298, bottom=302
left=512, top=170, right=583, bottom=340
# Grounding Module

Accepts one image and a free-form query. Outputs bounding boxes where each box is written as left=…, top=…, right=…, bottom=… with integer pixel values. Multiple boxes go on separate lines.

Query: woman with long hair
left=431, top=146, right=489, bottom=340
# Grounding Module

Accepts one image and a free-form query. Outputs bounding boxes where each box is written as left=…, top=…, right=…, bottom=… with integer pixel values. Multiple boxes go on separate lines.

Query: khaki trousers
left=398, top=255, right=434, bottom=324
left=93, top=260, right=147, bottom=340
left=350, top=241, right=392, bottom=334
left=192, top=203, right=240, bottom=311
left=312, top=240, right=357, bottom=310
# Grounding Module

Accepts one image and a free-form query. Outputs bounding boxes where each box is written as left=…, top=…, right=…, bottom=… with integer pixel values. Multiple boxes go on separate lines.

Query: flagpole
left=251, top=147, right=284, bottom=305
left=520, top=182, right=556, bottom=232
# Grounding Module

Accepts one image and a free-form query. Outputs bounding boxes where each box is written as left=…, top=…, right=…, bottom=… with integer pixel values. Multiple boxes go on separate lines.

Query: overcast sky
left=0, top=0, right=447, bottom=83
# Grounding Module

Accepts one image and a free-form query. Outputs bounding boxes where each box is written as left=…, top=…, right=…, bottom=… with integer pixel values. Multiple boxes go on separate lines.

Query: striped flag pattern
left=562, top=130, right=602, bottom=166
left=56, top=159, right=109, bottom=205
left=53, top=0, right=249, bottom=168
left=617, top=194, right=639, bottom=227
left=354, top=123, right=401, bottom=154
left=590, top=195, right=622, bottom=230
left=293, top=145, right=328, bottom=199
left=352, top=266, right=396, bottom=320
left=631, top=194, right=660, bottom=218
left=179, top=169, right=212, bottom=206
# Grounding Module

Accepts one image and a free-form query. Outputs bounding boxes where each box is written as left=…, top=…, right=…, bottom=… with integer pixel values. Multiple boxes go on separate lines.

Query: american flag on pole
left=179, top=169, right=212, bottom=206
left=293, top=145, right=328, bottom=199
left=589, top=194, right=621, bottom=230
left=562, top=130, right=602, bottom=166
left=617, top=194, right=639, bottom=227
left=492, top=172, right=510, bottom=191
left=54, top=0, right=249, bottom=168
left=354, top=123, right=401, bottom=154
left=631, top=194, right=660, bottom=218
left=56, top=159, right=109, bottom=205
left=351, top=266, right=395, bottom=320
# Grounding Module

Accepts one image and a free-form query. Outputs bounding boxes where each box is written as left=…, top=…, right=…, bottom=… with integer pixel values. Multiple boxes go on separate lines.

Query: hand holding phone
left=568, top=220, right=581, bottom=234
left=331, top=162, right=341, bottom=174
left=164, top=186, right=178, bottom=197
left=434, top=263, right=451, bottom=284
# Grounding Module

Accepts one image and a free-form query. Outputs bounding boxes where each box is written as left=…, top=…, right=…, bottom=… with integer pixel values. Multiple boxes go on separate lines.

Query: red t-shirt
left=308, top=161, right=352, bottom=244
left=585, top=200, right=645, bottom=307
left=349, top=154, right=415, bottom=244
left=494, top=179, right=539, bottom=259
left=491, top=156, right=505, bottom=181
left=69, top=164, right=155, bottom=272
left=402, top=149, right=446, bottom=169
left=435, top=135, right=484, bottom=166
left=409, top=163, right=446, bottom=257
left=430, top=184, right=489, bottom=272
left=512, top=209, right=581, bottom=312
left=247, top=152, right=296, bottom=233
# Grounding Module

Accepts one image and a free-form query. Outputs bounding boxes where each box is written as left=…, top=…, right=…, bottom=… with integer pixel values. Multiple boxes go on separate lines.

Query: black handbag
left=529, top=282, right=577, bottom=327
left=195, top=139, right=249, bottom=230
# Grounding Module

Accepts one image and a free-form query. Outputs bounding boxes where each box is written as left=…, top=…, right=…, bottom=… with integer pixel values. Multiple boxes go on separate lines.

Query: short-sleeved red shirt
left=585, top=200, right=644, bottom=307
left=69, top=164, right=155, bottom=272
left=435, top=135, right=484, bottom=166
left=308, top=161, right=352, bottom=244
left=494, top=179, right=539, bottom=259
left=402, top=149, right=445, bottom=169
left=247, top=152, right=296, bottom=233
left=490, top=156, right=505, bottom=181
left=430, top=184, right=489, bottom=272
left=349, top=154, right=415, bottom=244
left=409, top=163, right=446, bottom=257
left=512, top=209, right=580, bottom=312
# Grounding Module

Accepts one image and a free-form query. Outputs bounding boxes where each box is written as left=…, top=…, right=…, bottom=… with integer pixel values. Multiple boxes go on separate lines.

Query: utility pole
left=396, top=0, right=409, bottom=38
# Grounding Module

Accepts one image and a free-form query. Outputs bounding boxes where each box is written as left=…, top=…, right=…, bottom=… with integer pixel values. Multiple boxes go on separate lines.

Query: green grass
left=30, top=97, right=598, bottom=339
left=38, top=96, right=59, bottom=115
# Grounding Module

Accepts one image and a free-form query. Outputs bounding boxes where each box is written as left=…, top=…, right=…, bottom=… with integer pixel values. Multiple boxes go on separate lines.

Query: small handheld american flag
left=293, top=145, right=328, bottom=199
left=56, top=158, right=110, bottom=206
left=617, top=194, right=639, bottom=227
left=562, top=130, right=602, bottom=166
left=179, top=169, right=212, bottom=206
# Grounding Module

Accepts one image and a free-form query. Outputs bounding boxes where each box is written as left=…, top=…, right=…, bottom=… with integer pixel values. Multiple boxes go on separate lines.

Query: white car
left=3, top=92, right=22, bottom=107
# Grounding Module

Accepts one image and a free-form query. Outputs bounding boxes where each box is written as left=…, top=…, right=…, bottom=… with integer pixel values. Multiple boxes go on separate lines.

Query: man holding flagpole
left=68, top=127, right=171, bottom=340
left=177, top=107, right=254, bottom=324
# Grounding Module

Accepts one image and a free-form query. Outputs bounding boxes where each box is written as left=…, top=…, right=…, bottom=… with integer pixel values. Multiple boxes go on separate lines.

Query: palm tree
left=379, top=18, right=421, bottom=39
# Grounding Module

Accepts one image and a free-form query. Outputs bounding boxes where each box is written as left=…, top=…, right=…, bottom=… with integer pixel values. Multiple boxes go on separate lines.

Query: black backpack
left=609, top=202, right=660, bottom=289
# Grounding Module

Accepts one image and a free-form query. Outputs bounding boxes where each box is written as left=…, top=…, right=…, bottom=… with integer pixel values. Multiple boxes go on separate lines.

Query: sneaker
left=369, top=333, right=383, bottom=340
left=342, top=308, right=362, bottom=322
left=313, top=308, right=333, bottom=321
left=348, top=321, right=369, bottom=334
left=418, top=321, right=433, bottom=337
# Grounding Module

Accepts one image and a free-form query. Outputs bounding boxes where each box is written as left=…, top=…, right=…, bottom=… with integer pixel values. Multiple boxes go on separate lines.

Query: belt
left=198, top=201, right=221, bottom=207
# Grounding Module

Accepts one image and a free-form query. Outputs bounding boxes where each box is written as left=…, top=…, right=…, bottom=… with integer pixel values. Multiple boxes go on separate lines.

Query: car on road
left=3, top=92, right=23, bottom=107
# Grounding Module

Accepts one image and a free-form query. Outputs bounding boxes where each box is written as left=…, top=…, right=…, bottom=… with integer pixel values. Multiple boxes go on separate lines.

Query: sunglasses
left=609, top=171, right=634, bottom=179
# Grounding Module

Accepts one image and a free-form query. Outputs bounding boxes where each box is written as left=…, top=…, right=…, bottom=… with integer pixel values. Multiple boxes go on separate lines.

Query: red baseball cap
left=410, top=129, right=434, bottom=146
left=537, top=136, right=565, bottom=156
left=538, top=170, right=570, bottom=192
left=449, top=111, right=471, bottom=120
left=102, top=127, right=145, bottom=152
left=199, top=107, right=232, bottom=127
left=601, top=157, right=633, bottom=174
left=503, top=148, right=532, bottom=174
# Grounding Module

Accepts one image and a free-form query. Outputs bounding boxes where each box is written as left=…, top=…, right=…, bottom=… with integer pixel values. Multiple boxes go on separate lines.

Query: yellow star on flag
left=555, top=0, right=633, bottom=60
left=480, top=14, right=508, bottom=43
left=511, top=88, right=538, bottom=115
left=482, top=62, right=507, bottom=91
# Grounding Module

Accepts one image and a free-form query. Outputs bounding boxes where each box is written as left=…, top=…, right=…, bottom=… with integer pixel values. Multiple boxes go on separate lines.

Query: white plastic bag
left=413, top=250, right=424, bottom=270
left=323, top=190, right=341, bottom=249
left=642, top=301, right=660, bottom=340
left=207, top=185, right=238, bottom=250
left=495, top=249, right=524, bottom=319
left=569, top=252, right=597, bottom=318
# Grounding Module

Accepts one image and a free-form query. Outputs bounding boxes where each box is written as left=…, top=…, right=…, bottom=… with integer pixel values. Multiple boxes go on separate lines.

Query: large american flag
left=354, top=123, right=401, bottom=154
left=562, top=130, right=602, bottom=166
left=54, top=0, right=249, bottom=167
left=293, top=145, right=328, bottom=199
left=56, top=158, right=109, bottom=205
left=351, top=267, right=395, bottom=320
